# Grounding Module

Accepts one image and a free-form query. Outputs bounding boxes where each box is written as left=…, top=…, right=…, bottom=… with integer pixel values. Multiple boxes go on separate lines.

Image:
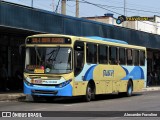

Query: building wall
left=155, top=16, right=160, bottom=34
left=86, top=16, right=160, bottom=35
left=124, top=21, right=157, bottom=34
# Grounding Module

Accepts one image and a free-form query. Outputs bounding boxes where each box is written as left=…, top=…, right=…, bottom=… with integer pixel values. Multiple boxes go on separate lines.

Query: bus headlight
left=56, top=79, right=72, bottom=88
left=24, top=79, right=32, bottom=86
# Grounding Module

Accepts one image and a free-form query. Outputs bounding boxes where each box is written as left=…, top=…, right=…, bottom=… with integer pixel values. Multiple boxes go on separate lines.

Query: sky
left=2, top=0, right=160, bottom=18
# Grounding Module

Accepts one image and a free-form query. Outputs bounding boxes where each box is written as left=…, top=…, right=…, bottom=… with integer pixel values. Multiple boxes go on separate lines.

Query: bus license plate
left=34, top=80, right=42, bottom=84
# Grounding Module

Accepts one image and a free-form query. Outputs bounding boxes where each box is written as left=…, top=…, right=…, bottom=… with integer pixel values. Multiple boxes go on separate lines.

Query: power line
left=76, top=0, right=160, bottom=28
left=66, top=3, right=76, bottom=7
left=68, top=0, right=160, bottom=16
left=73, top=0, right=160, bottom=16
left=100, top=5, right=160, bottom=15
left=100, top=0, right=160, bottom=12
left=17, top=0, right=160, bottom=17
left=80, top=0, right=122, bottom=15
left=55, top=0, right=61, bottom=13
left=67, top=0, right=122, bottom=15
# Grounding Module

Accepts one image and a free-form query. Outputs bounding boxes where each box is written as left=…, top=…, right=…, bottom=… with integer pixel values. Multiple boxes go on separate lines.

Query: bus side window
left=98, top=45, right=108, bottom=64
left=119, top=47, right=125, bottom=65
left=74, top=41, right=84, bottom=76
left=133, top=50, right=139, bottom=66
left=109, top=46, right=118, bottom=64
left=140, top=51, right=145, bottom=66
left=127, top=49, right=133, bottom=65
left=86, top=43, right=97, bottom=64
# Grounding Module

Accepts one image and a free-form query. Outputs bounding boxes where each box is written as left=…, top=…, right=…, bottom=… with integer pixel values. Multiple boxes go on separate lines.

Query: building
left=124, top=16, right=160, bottom=34
left=84, top=14, right=160, bottom=35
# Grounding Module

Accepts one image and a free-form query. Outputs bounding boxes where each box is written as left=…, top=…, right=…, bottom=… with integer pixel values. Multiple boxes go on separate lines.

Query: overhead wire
left=76, top=0, right=160, bottom=28
left=71, top=0, right=160, bottom=16
left=55, top=0, right=61, bottom=13
left=80, top=0, right=122, bottom=15
left=100, top=0, right=160, bottom=12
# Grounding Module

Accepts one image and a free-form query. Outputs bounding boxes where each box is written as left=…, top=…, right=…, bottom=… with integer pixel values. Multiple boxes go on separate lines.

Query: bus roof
left=85, top=36, right=128, bottom=44
left=26, top=34, right=146, bottom=50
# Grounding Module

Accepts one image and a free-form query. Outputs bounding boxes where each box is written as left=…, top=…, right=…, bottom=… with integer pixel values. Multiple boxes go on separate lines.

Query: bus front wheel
left=84, top=83, right=95, bottom=102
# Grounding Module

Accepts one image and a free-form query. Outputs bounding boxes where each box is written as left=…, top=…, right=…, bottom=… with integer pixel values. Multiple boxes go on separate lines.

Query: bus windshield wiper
left=46, top=46, right=60, bottom=69
left=53, top=46, right=60, bottom=61
left=47, top=46, right=60, bottom=62
left=34, top=46, right=42, bottom=62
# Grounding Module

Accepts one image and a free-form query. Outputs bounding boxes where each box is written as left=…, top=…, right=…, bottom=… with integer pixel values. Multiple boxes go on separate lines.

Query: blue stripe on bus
left=121, top=66, right=144, bottom=80
left=86, top=36, right=128, bottom=44
left=121, top=66, right=129, bottom=75
left=140, top=67, right=145, bottom=79
left=84, top=65, right=97, bottom=81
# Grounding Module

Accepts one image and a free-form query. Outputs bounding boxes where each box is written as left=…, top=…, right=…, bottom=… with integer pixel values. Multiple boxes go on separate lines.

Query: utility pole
left=61, top=0, right=66, bottom=15
left=76, top=0, right=79, bottom=17
left=124, top=0, right=126, bottom=16
left=31, top=0, right=33, bottom=8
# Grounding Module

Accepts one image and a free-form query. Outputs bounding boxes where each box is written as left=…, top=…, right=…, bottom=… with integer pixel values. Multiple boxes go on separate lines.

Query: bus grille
left=33, top=84, right=59, bottom=86
left=32, top=90, right=58, bottom=94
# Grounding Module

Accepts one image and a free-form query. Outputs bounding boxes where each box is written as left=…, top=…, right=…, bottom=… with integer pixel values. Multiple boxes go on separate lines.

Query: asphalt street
left=0, top=91, right=160, bottom=120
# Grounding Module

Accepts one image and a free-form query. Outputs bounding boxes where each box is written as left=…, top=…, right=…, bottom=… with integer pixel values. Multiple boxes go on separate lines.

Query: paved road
left=0, top=91, right=160, bottom=120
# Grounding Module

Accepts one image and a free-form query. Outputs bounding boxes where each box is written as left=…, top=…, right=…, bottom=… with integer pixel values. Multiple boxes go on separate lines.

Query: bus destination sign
left=26, top=37, right=71, bottom=44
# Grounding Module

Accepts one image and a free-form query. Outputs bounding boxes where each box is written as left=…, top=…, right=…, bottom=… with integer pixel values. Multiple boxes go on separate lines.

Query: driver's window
left=74, top=41, right=84, bottom=76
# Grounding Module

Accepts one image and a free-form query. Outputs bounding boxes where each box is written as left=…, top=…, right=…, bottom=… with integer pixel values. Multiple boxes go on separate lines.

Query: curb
left=142, top=87, right=160, bottom=92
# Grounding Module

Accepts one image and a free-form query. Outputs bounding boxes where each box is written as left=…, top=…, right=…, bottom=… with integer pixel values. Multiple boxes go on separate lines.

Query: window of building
left=98, top=45, right=108, bottom=64
left=109, top=46, right=118, bottom=64
left=140, top=51, right=145, bottom=66
left=74, top=41, right=84, bottom=76
left=127, top=49, right=133, bottom=65
left=86, top=43, right=97, bottom=64
left=119, top=47, right=125, bottom=65
left=133, top=50, right=139, bottom=66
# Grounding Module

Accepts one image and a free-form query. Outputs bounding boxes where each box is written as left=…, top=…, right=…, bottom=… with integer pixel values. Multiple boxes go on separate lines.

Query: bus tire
left=84, top=83, right=92, bottom=102
left=126, top=80, right=133, bottom=97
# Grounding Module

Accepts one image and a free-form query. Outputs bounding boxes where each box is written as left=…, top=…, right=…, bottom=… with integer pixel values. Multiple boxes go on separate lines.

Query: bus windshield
left=25, top=47, right=72, bottom=74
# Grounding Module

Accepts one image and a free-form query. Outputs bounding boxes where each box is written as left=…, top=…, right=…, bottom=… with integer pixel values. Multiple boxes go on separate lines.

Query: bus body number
left=103, top=70, right=114, bottom=77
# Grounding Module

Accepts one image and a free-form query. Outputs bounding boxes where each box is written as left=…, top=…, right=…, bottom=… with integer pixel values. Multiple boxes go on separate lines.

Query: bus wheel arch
left=126, top=79, right=133, bottom=97
left=84, top=80, right=96, bottom=102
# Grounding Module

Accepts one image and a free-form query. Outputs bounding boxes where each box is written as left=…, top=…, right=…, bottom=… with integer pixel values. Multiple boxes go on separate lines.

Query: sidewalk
left=0, top=86, right=160, bottom=101
left=0, top=91, right=25, bottom=101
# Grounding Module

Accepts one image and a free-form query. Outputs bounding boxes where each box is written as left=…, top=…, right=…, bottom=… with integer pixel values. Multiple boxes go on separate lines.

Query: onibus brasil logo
left=116, top=15, right=154, bottom=24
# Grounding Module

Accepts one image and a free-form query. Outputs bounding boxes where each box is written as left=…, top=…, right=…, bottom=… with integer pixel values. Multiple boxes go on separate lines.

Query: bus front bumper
left=24, top=82, right=73, bottom=97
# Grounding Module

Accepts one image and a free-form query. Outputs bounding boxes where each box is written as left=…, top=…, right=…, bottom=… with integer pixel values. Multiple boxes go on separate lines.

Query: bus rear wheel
left=126, top=80, right=133, bottom=97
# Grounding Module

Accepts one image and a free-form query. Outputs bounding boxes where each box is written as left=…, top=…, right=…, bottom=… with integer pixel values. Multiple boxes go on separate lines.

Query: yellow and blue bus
left=23, top=34, right=147, bottom=102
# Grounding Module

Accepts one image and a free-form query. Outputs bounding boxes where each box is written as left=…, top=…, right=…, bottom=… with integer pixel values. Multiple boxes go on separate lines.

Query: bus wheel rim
left=87, top=87, right=92, bottom=100
left=128, top=86, right=132, bottom=95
